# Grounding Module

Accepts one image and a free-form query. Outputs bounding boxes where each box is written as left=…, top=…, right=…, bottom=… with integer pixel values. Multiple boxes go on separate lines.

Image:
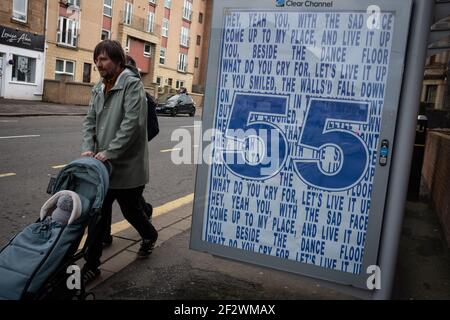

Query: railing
left=120, top=11, right=161, bottom=37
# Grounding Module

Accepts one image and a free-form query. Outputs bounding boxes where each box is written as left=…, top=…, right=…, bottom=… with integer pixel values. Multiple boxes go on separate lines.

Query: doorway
left=83, top=63, right=91, bottom=83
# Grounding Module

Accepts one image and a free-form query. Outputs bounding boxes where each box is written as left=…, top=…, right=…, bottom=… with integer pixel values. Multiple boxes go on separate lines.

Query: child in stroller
left=0, top=157, right=110, bottom=300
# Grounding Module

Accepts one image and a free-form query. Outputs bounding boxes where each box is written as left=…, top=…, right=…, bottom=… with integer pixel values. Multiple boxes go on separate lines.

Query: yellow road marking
left=0, top=173, right=16, bottom=178
left=110, top=193, right=194, bottom=234
left=78, top=193, right=194, bottom=248
left=160, top=148, right=182, bottom=153
left=52, top=164, right=67, bottom=169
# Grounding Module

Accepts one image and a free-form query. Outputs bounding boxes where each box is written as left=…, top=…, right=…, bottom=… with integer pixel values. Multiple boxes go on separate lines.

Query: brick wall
left=44, top=76, right=159, bottom=106
left=43, top=76, right=92, bottom=106
left=422, top=130, right=450, bottom=247
left=0, top=0, right=46, bottom=34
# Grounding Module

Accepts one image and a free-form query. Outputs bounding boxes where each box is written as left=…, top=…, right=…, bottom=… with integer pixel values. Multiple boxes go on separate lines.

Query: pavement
left=0, top=98, right=89, bottom=117
left=1, top=99, right=449, bottom=301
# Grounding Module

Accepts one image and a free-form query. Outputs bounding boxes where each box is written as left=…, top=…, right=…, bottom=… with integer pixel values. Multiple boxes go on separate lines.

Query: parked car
left=156, top=93, right=196, bottom=117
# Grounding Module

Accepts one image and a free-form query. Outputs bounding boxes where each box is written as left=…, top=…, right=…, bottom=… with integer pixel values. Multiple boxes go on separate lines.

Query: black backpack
left=146, top=92, right=159, bottom=141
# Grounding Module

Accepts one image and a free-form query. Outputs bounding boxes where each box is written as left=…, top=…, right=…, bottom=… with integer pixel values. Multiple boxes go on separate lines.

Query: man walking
left=81, top=40, right=158, bottom=282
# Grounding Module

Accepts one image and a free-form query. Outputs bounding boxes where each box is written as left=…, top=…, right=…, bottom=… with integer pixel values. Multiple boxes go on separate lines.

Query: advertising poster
left=192, top=0, right=412, bottom=290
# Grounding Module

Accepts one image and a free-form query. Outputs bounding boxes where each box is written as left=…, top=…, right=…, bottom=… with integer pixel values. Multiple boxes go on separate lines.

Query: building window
left=12, top=0, right=28, bottom=23
left=149, top=0, right=156, bottom=4
left=180, top=27, right=189, bottom=47
left=178, top=53, right=187, bottom=72
left=194, top=57, right=199, bottom=68
left=176, top=80, right=184, bottom=89
left=159, top=47, right=166, bottom=64
left=162, top=18, right=169, bottom=37
left=67, top=0, right=80, bottom=7
left=196, top=35, right=201, bottom=46
left=144, top=43, right=152, bottom=57
left=125, top=36, right=130, bottom=51
left=57, top=17, right=78, bottom=47
left=183, top=0, right=192, bottom=21
left=199, top=12, right=203, bottom=24
left=11, top=55, right=35, bottom=83
left=168, top=78, right=173, bottom=86
left=124, top=2, right=133, bottom=25
left=103, top=0, right=112, bottom=17
left=83, top=63, right=91, bottom=83
left=101, top=29, right=110, bottom=40
left=55, top=59, right=75, bottom=81
left=156, top=76, right=162, bottom=86
left=426, top=85, right=438, bottom=104
left=147, top=12, right=155, bottom=33
left=164, top=0, right=171, bottom=9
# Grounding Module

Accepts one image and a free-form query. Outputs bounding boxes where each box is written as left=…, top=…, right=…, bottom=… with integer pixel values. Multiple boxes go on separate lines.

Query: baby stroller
left=0, top=157, right=110, bottom=300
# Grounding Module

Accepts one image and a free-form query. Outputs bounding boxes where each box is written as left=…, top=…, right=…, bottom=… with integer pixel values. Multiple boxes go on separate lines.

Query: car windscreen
left=167, top=95, right=180, bottom=102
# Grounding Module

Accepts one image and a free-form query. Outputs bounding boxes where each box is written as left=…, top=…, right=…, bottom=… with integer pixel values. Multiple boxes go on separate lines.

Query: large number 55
left=293, top=98, right=370, bottom=191
left=221, top=93, right=289, bottom=180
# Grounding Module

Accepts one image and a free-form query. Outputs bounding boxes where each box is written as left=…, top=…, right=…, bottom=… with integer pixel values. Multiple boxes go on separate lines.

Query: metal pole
left=373, top=0, right=434, bottom=300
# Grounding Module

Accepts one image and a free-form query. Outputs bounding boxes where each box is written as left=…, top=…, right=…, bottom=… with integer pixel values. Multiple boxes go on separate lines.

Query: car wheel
left=189, top=108, right=195, bottom=117
left=171, top=108, right=178, bottom=117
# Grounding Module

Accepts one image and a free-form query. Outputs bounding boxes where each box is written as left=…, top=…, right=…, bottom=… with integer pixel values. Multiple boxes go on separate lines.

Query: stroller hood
left=52, top=157, right=110, bottom=213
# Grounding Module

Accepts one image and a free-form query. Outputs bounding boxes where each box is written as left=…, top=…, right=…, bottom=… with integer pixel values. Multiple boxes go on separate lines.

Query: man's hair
left=93, top=40, right=126, bottom=67
left=125, top=55, right=137, bottom=67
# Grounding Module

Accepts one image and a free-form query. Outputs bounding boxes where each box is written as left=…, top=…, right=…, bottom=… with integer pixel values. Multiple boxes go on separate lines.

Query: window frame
left=57, top=16, right=78, bottom=47
left=196, top=35, right=201, bottom=46
left=12, top=0, right=28, bottom=23
left=101, top=29, right=110, bottom=40
left=162, top=18, right=169, bottom=37
left=159, top=47, right=166, bottom=64
left=180, top=27, right=189, bottom=47
left=147, top=12, right=155, bottom=33
left=67, top=0, right=81, bottom=8
left=178, top=53, right=188, bottom=73
left=103, top=0, right=112, bottom=17
left=125, top=36, right=131, bottom=51
left=176, top=80, right=185, bottom=89
left=144, top=43, right=152, bottom=57
left=55, top=58, right=75, bottom=81
left=194, top=57, right=199, bottom=68
left=426, top=85, right=438, bottom=104
left=11, top=54, right=36, bottom=83
left=124, top=1, right=133, bottom=25
left=199, top=12, right=203, bottom=24
left=182, top=0, right=192, bottom=21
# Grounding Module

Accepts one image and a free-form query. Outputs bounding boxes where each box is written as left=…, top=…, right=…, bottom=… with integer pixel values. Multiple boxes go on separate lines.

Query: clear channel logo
left=276, top=0, right=286, bottom=7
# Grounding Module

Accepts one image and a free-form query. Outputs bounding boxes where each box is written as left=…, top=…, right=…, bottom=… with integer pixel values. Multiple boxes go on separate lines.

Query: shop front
left=0, top=25, right=45, bottom=100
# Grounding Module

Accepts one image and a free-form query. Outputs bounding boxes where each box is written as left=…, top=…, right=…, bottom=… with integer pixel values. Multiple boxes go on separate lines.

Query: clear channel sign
left=191, top=0, right=425, bottom=296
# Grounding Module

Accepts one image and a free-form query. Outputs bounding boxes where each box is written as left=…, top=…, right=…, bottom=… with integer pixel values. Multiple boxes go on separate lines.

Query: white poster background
left=202, top=10, right=395, bottom=275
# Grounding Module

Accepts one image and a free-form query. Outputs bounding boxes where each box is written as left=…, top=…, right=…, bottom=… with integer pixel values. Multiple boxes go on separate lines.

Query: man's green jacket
left=82, top=66, right=149, bottom=189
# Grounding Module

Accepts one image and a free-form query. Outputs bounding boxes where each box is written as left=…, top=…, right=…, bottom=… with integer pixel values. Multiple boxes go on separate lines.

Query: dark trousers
left=85, top=186, right=158, bottom=269
left=104, top=195, right=150, bottom=239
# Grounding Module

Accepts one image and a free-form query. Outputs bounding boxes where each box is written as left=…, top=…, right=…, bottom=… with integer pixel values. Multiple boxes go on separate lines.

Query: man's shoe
left=137, top=237, right=157, bottom=258
left=82, top=265, right=101, bottom=284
